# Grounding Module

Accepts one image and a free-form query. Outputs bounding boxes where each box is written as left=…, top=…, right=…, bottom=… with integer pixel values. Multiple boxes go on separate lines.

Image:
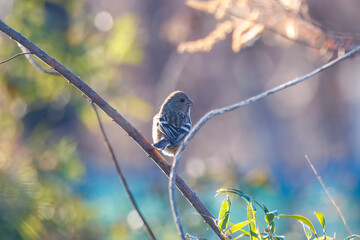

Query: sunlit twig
left=0, top=52, right=32, bottom=65
left=17, top=43, right=59, bottom=75
left=168, top=44, right=360, bottom=239
left=305, top=155, right=352, bottom=236
left=169, top=156, right=186, bottom=239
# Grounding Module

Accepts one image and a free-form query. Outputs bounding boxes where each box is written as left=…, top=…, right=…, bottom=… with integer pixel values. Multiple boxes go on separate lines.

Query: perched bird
left=152, top=91, right=193, bottom=156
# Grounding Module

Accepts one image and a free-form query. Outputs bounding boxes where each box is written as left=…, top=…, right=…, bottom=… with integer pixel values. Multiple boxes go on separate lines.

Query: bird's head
left=162, top=91, right=193, bottom=114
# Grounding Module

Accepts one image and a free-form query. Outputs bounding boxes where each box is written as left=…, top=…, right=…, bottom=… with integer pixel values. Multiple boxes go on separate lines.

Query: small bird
left=152, top=91, right=193, bottom=156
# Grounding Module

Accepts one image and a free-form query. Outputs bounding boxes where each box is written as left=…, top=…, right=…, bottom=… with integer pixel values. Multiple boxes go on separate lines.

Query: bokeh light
left=94, top=11, right=114, bottom=32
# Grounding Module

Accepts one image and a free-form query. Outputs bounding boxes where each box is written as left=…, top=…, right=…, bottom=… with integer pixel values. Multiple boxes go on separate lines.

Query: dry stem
left=305, top=155, right=352, bottom=236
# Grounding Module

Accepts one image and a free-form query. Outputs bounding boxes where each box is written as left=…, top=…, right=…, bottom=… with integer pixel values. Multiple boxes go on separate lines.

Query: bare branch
left=175, top=44, right=360, bottom=166
left=92, top=104, right=157, bottom=240
left=0, top=52, right=32, bottom=65
left=0, top=20, right=226, bottom=240
left=305, top=155, right=352, bottom=236
left=169, top=156, right=186, bottom=239
left=168, top=44, right=360, bottom=238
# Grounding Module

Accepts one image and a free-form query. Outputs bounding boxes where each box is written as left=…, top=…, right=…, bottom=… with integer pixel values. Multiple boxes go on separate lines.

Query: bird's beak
left=188, top=99, right=194, bottom=106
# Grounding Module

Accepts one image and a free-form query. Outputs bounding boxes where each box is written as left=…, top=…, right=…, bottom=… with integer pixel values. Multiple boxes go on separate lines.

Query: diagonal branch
left=92, top=104, right=157, bottom=240
left=176, top=43, right=360, bottom=168
left=168, top=44, right=360, bottom=239
left=17, top=43, right=59, bottom=75
left=0, top=20, right=226, bottom=240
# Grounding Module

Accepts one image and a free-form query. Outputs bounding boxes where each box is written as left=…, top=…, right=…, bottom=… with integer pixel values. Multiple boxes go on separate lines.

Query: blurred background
left=0, top=0, right=360, bottom=239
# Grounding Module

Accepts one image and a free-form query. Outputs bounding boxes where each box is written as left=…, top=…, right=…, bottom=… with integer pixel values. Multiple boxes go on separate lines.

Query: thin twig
left=18, top=43, right=158, bottom=240
left=169, top=156, right=186, bottom=239
left=0, top=52, right=32, bottom=65
left=168, top=44, right=360, bottom=238
left=305, top=155, right=352, bottom=236
left=17, top=43, right=59, bottom=75
left=92, top=104, right=157, bottom=240
left=0, top=20, right=226, bottom=240
left=176, top=44, right=360, bottom=163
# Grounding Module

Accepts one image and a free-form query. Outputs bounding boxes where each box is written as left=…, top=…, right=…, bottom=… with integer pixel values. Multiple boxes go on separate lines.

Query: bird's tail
left=153, top=139, right=171, bottom=150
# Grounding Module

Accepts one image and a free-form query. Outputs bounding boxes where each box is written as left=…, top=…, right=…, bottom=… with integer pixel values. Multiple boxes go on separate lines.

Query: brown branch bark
left=92, top=104, right=157, bottom=240
left=0, top=20, right=225, bottom=240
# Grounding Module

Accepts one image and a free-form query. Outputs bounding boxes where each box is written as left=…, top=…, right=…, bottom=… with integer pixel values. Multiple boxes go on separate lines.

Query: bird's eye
left=180, top=99, right=185, bottom=103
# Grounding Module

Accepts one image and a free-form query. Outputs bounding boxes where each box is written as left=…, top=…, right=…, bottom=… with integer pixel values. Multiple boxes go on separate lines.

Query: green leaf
left=313, top=236, right=333, bottom=240
left=218, top=195, right=231, bottom=230
left=314, top=212, right=326, bottom=232
left=262, top=203, right=270, bottom=213
left=302, top=222, right=313, bottom=239
left=278, top=214, right=317, bottom=235
left=265, top=210, right=278, bottom=225
left=216, top=188, right=251, bottom=202
left=250, top=200, right=266, bottom=213
left=270, top=221, right=276, bottom=234
left=265, top=210, right=278, bottom=234
left=227, top=220, right=251, bottom=235
left=247, top=202, right=259, bottom=240
left=236, top=228, right=250, bottom=236
left=232, top=233, right=250, bottom=240
left=251, top=200, right=270, bottom=213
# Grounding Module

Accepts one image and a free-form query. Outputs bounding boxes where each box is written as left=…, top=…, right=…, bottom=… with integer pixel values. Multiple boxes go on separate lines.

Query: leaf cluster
left=203, top=188, right=360, bottom=240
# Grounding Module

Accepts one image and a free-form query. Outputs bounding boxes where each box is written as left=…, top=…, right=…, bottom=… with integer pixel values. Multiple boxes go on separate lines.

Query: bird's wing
left=158, top=117, right=191, bottom=144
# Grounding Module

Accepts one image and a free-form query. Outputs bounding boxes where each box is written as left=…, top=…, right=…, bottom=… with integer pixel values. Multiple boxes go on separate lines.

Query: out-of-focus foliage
left=0, top=0, right=149, bottom=127
left=179, top=0, right=355, bottom=55
left=0, top=137, right=105, bottom=239
left=0, top=0, right=149, bottom=239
